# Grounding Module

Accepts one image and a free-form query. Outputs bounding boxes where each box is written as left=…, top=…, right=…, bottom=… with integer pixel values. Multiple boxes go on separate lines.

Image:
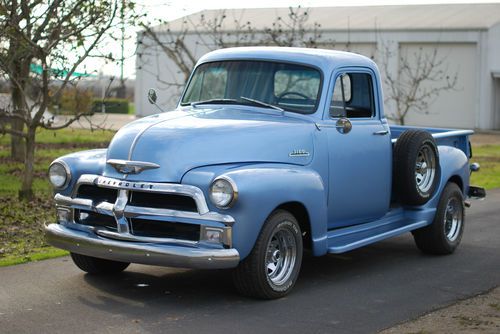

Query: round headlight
left=209, top=177, right=237, bottom=209
left=49, top=161, right=70, bottom=189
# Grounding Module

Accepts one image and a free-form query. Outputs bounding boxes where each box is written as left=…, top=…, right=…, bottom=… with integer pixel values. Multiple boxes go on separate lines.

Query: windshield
left=181, top=60, right=322, bottom=114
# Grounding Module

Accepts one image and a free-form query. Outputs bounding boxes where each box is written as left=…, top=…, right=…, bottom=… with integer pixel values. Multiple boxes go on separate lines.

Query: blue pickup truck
left=46, top=47, right=485, bottom=299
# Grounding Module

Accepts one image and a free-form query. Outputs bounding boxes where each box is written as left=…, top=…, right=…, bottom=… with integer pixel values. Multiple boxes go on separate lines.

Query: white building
left=135, top=3, right=500, bottom=130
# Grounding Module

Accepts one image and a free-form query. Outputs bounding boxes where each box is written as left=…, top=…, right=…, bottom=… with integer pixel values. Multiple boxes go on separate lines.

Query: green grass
left=470, top=145, right=500, bottom=190
left=128, top=102, right=136, bottom=115
left=0, top=128, right=114, bottom=266
left=0, top=248, right=68, bottom=267
left=0, top=127, right=115, bottom=145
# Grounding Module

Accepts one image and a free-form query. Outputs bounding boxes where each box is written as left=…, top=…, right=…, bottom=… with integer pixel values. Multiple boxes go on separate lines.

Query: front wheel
left=413, top=182, right=465, bottom=254
left=70, top=253, right=130, bottom=274
left=232, top=210, right=303, bottom=299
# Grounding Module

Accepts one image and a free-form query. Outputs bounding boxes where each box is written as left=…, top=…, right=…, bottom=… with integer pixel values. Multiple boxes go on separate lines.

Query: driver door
left=322, top=69, right=392, bottom=229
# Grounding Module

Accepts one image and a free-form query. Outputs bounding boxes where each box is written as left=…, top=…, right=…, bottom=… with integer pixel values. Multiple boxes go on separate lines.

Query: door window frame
left=323, top=66, right=381, bottom=121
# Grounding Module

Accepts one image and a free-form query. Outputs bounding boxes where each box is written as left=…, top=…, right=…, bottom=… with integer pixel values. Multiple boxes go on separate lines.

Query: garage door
left=398, top=43, right=477, bottom=129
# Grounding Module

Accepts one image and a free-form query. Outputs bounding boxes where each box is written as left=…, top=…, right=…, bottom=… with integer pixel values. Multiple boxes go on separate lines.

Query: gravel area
left=380, top=287, right=500, bottom=334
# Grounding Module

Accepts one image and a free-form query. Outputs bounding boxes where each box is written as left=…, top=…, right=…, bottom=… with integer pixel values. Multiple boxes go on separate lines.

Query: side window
left=330, top=74, right=351, bottom=117
left=330, top=72, right=375, bottom=118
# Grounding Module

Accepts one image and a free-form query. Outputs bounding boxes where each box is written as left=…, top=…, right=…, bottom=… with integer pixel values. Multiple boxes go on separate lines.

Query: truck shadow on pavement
left=78, top=234, right=421, bottom=308
left=69, top=232, right=494, bottom=333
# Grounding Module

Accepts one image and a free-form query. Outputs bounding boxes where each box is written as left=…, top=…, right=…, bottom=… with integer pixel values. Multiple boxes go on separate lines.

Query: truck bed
left=390, top=125, right=474, bottom=158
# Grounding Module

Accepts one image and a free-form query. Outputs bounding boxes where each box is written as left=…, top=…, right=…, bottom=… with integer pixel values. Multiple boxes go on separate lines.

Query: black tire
left=232, top=210, right=303, bottom=299
left=394, top=129, right=440, bottom=206
left=413, top=182, right=464, bottom=255
left=70, top=253, right=130, bottom=274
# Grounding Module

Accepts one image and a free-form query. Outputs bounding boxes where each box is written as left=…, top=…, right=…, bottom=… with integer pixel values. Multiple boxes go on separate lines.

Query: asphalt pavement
left=1, top=189, right=499, bottom=334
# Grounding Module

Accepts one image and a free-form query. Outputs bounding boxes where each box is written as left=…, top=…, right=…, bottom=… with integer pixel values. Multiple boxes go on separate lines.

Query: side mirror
left=147, top=88, right=157, bottom=104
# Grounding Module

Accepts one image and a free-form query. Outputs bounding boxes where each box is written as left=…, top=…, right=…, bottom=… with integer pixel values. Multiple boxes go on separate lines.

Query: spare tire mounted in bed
left=393, top=129, right=440, bottom=206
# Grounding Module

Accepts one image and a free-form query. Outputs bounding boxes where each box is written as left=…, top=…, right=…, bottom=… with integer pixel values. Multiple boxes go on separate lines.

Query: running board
left=327, top=214, right=429, bottom=254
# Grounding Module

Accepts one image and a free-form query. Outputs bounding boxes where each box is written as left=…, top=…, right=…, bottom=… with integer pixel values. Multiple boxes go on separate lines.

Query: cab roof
left=197, top=47, right=377, bottom=74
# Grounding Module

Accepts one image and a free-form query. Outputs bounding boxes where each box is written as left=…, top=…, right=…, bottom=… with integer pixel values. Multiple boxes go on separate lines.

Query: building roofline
left=153, top=3, right=500, bottom=33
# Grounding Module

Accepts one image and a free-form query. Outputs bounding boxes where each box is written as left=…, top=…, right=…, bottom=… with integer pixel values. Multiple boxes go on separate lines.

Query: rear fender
left=416, top=145, right=469, bottom=213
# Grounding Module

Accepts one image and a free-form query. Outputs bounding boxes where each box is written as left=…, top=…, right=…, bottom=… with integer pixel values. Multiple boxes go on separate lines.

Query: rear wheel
left=232, top=210, right=303, bottom=299
left=70, top=253, right=130, bottom=274
left=413, top=183, right=465, bottom=254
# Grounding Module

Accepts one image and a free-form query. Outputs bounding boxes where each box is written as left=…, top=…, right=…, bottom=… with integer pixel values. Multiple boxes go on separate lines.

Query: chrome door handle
left=373, top=130, right=389, bottom=136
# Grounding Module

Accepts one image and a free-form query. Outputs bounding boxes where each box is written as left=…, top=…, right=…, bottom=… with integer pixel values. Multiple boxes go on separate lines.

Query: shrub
left=91, top=98, right=129, bottom=114
left=51, top=87, right=93, bottom=115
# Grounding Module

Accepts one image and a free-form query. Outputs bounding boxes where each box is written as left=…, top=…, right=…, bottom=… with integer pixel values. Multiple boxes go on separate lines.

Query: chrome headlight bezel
left=209, top=176, right=238, bottom=209
left=48, top=160, right=71, bottom=189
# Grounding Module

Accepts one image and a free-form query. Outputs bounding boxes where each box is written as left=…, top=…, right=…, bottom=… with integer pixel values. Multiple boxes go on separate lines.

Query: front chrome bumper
left=46, top=174, right=240, bottom=269
left=45, top=223, right=240, bottom=269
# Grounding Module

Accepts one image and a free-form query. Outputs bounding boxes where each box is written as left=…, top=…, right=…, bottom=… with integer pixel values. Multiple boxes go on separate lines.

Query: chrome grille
left=129, top=191, right=197, bottom=212
left=74, top=209, right=116, bottom=230
left=55, top=175, right=235, bottom=247
left=76, top=184, right=198, bottom=213
left=129, top=218, right=200, bottom=240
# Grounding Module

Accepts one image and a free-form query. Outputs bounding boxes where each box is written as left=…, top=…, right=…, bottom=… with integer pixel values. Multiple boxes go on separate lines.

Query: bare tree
left=263, top=7, right=325, bottom=48
left=138, top=6, right=332, bottom=101
left=0, top=0, right=137, bottom=199
left=139, top=20, right=197, bottom=84
left=138, top=9, right=257, bottom=89
left=380, top=43, right=458, bottom=125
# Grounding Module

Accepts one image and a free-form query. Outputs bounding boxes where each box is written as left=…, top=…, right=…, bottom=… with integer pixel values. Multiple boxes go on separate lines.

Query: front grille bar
left=55, top=193, right=235, bottom=225
left=74, top=174, right=210, bottom=214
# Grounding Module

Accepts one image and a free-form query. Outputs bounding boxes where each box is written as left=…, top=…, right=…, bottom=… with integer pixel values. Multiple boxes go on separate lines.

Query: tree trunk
left=19, top=127, right=35, bottom=200
left=10, top=119, right=25, bottom=161
left=10, top=78, right=26, bottom=161
left=8, top=47, right=31, bottom=161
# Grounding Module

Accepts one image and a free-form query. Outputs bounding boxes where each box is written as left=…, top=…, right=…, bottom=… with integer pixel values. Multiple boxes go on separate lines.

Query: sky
left=91, top=0, right=500, bottom=79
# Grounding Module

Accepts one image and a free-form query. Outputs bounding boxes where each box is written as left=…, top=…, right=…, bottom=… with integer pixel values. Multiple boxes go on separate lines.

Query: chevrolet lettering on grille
left=97, top=177, right=154, bottom=190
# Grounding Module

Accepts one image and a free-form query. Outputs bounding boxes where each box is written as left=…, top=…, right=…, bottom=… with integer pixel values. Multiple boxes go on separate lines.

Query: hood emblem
left=289, top=149, right=310, bottom=157
left=107, top=159, right=160, bottom=174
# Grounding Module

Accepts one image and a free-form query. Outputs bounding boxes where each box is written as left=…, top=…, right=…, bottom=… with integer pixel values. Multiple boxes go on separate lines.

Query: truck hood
left=103, top=107, right=316, bottom=182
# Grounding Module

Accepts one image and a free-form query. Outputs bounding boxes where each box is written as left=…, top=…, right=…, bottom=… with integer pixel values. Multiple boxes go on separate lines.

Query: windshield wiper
left=240, top=96, right=284, bottom=114
left=187, top=97, right=284, bottom=115
left=190, top=98, right=239, bottom=107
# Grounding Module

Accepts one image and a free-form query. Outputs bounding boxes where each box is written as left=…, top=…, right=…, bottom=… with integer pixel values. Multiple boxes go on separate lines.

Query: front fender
left=53, top=149, right=107, bottom=196
left=182, top=163, right=328, bottom=259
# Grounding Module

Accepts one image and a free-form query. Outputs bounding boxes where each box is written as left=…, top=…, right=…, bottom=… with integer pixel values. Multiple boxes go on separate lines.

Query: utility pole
left=117, top=0, right=126, bottom=98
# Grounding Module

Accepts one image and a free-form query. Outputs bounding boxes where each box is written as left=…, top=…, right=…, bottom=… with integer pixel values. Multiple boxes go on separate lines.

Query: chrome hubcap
left=265, top=224, right=297, bottom=286
left=444, top=197, right=462, bottom=242
left=415, top=145, right=436, bottom=193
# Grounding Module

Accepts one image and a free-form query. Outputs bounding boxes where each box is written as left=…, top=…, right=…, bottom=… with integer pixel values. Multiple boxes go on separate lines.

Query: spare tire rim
left=415, top=145, right=436, bottom=194
left=444, top=197, right=462, bottom=242
left=265, top=225, right=297, bottom=286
